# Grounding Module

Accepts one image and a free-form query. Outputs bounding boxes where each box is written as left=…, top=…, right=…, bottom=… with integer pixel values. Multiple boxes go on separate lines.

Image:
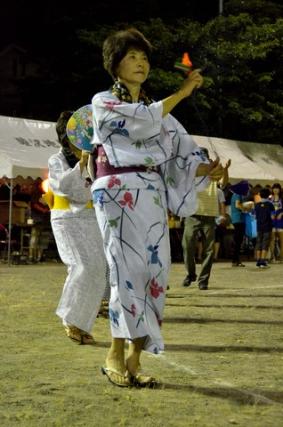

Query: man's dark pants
left=182, top=215, right=215, bottom=289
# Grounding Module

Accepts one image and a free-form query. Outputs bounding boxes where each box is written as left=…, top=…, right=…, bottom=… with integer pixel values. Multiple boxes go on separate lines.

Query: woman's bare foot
left=126, top=339, right=158, bottom=387
left=105, top=338, right=126, bottom=375
left=102, top=338, right=132, bottom=387
left=125, top=353, right=140, bottom=376
left=126, top=356, right=157, bottom=387
left=126, top=338, right=145, bottom=376
left=105, top=355, right=126, bottom=375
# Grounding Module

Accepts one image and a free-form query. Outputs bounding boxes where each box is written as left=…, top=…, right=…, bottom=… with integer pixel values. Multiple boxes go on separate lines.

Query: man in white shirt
left=182, top=149, right=230, bottom=290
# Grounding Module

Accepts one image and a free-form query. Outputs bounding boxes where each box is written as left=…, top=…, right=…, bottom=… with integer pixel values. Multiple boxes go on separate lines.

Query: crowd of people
left=1, top=27, right=282, bottom=390
left=168, top=179, right=283, bottom=275
left=226, top=180, right=283, bottom=266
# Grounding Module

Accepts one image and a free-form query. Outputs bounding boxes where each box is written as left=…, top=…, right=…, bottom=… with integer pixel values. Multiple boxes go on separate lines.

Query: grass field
left=0, top=261, right=283, bottom=427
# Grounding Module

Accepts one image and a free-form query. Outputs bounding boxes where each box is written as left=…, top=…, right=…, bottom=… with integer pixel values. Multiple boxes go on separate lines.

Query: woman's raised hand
left=178, top=69, right=203, bottom=98
left=162, top=69, right=203, bottom=116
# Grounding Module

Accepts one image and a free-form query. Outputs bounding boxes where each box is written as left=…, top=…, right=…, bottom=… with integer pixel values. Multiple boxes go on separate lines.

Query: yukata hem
left=56, top=310, right=94, bottom=335
left=123, top=336, right=164, bottom=355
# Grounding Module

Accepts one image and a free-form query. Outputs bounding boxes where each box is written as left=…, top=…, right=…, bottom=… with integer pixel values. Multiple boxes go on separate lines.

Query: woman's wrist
left=175, top=89, right=187, bottom=100
left=195, top=163, right=211, bottom=177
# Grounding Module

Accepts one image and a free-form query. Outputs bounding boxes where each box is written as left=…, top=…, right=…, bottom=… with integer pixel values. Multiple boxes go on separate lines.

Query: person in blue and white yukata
left=86, top=28, right=225, bottom=387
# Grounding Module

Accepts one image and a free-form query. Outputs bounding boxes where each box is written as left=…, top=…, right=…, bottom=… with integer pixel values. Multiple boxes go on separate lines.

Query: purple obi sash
left=95, top=145, right=157, bottom=178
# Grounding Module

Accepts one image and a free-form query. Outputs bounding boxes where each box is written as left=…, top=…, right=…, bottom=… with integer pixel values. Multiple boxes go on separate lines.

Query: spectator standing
left=269, top=183, right=283, bottom=262
left=230, top=180, right=252, bottom=267
left=254, top=188, right=274, bottom=268
left=0, top=179, right=10, bottom=200
left=28, top=178, right=50, bottom=263
left=214, top=184, right=229, bottom=261
left=182, top=151, right=230, bottom=289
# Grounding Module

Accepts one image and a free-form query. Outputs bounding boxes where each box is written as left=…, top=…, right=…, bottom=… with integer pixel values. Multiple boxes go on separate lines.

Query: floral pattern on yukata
left=93, top=178, right=170, bottom=354
left=91, top=91, right=210, bottom=217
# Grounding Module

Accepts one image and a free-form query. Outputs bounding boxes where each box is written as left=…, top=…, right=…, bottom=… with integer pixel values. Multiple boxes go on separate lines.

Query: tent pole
left=7, top=178, right=13, bottom=266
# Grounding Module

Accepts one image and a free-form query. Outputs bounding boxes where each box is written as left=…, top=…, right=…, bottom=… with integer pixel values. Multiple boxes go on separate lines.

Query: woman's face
left=116, top=48, right=150, bottom=86
left=272, top=187, right=280, bottom=195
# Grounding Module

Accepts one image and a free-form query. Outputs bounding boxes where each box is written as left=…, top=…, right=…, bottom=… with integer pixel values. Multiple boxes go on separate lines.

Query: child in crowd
left=254, top=188, right=274, bottom=268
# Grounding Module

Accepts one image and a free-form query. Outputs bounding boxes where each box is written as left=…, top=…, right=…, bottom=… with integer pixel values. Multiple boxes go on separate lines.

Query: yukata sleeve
left=48, top=154, right=90, bottom=204
left=91, top=93, right=171, bottom=167
left=159, top=115, right=210, bottom=217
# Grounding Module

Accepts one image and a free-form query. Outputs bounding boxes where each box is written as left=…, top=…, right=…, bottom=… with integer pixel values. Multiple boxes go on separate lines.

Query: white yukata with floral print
left=90, top=91, right=209, bottom=353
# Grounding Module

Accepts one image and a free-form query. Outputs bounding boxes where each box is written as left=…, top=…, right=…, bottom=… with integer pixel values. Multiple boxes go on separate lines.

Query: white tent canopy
left=0, top=115, right=60, bottom=181
left=1, top=114, right=282, bottom=185
left=193, top=135, right=283, bottom=186
left=0, top=115, right=60, bottom=264
left=1, top=114, right=283, bottom=263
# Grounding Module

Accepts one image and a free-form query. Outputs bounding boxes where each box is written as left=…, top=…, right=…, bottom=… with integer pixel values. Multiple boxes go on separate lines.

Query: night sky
left=1, top=0, right=219, bottom=50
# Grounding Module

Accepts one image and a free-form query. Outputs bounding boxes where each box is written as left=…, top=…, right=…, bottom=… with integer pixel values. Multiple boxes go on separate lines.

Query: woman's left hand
left=79, top=150, right=90, bottom=172
left=209, top=162, right=225, bottom=181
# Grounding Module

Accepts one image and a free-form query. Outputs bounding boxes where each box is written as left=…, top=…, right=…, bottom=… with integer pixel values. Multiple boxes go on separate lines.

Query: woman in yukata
left=89, top=28, right=224, bottom=387
left=48, top=111, right=107, bottom=345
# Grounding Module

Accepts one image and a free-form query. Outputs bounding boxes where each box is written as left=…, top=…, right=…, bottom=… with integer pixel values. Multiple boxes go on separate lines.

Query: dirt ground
left=0, top=260, right=283, bottom=427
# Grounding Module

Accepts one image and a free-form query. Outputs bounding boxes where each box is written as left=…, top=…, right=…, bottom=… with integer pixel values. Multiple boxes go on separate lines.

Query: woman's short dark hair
left=272, top=182, right=282, bottom=191
left=103, top=28, right=152, bottom=80
left=56, top=111, right=73, bottom=145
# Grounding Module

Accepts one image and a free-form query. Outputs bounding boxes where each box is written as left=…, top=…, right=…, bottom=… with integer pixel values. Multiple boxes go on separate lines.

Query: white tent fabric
left=0, top=115, right=60, bottom=264
left=193, top=135, right=283, bottom=186
left=0, top=115, right=60, bottom=180
left=1, top=114, right=282, bottom=185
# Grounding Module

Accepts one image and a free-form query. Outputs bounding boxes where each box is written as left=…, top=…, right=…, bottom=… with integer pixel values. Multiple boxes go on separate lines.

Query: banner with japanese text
left=0, top=115, right=60, bottom=179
